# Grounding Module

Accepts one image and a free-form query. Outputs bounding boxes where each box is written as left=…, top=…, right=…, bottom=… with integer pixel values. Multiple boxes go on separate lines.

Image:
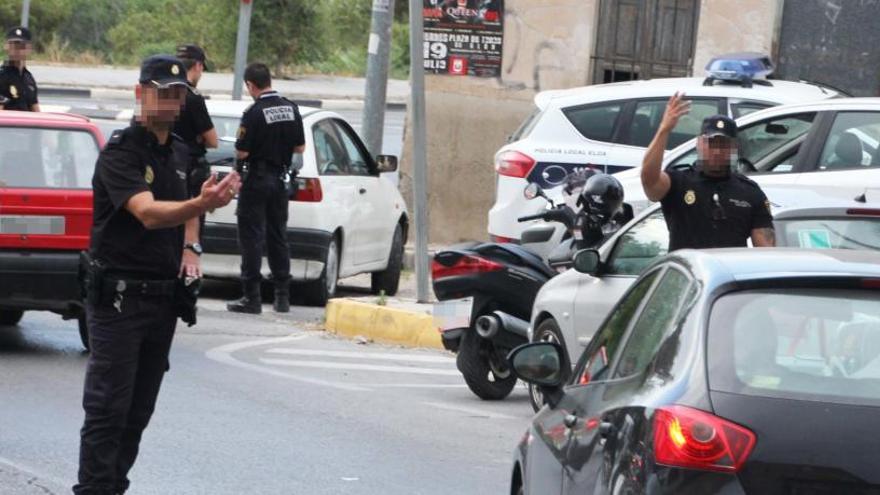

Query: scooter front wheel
left=456, top=329, right=517, bottom=400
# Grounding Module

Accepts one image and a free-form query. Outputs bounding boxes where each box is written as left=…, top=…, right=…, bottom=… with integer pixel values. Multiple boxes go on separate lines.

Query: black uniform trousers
left=237, top=169, right=291, bottom=285
left=74, top=295, right=177, bottom=495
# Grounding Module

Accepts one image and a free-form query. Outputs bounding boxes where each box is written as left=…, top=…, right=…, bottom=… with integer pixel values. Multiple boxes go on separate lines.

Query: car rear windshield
left=708, top=289, right=880, bottom=407
left=777, top=217, right=880, bottom=251
left=0, top=126, right=100, bottom=189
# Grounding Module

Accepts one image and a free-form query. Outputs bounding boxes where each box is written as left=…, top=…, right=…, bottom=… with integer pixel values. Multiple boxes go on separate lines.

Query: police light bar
left=703, top=52, right=774, bottom=88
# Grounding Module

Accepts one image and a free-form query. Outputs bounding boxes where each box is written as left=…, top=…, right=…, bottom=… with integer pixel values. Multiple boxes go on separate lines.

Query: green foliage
left=2, top=0, right=409, bottom=78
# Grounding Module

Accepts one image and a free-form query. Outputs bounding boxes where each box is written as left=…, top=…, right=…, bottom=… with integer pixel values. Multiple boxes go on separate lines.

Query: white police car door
left=798, top=111, right=880, bottom=196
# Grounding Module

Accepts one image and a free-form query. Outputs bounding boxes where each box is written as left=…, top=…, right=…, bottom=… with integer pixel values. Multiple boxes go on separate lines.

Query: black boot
left=273, top=280, right=290, bottom=313
left=227, top=281, right=262, bottom=314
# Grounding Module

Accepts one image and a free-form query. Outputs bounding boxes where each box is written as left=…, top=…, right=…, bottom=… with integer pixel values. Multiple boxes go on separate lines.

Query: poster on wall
left=423, top=0, right=504, bottom=78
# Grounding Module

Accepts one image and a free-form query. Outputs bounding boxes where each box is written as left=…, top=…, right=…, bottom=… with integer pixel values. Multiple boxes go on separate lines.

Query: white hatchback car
left=200, top=100, right=409, bottom=306
left=616, top=97, right=880, bottom=214
left=489, top=76, right=839, bottom=241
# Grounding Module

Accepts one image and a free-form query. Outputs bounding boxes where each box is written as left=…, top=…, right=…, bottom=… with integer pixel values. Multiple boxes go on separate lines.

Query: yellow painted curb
left=325, top=299, right=443, bottom=350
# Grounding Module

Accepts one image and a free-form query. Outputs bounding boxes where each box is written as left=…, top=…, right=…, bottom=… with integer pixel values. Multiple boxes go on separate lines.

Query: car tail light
left=861, top=278, right=880, bottom=289
left=847, top=208, right=880, bottom=217
left=293, top=178, right=323, bottom=202
left=495, top=151, right=536, bottom=178
left=432, top=255, right=504, bottom=279
left=490, top=234, right=516, bottom=243
left=653, top=405, right=755, bottom=473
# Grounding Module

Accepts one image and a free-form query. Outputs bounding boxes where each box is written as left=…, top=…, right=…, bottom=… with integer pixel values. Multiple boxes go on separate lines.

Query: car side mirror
left=508, top=342, right=566, bottom=388
left=573, top=249, right=601, bottom=275
left=377, top=155, right=398, bottom=173
left=764, top=123, right=789, bottom=135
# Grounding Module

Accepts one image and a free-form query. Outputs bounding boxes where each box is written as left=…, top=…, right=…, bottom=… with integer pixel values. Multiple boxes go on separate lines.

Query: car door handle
left=359, top=188, right=367, bottom=194
left=564, top=414, right=579, bottom=429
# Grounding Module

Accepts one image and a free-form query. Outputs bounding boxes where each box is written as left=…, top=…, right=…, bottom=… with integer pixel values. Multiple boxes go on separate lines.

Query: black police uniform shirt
left=0, top=62, right=38, bottom=111
left=173, top=87, right=214, bottom=157
left=235, top=91, right=305, bottom=170
left=90, top=124, right=190, bottom=279
left=660, top=165, right=773, bottom=251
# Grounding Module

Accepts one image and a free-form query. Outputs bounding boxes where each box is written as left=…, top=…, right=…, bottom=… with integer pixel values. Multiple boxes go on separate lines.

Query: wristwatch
left=184, top=242, right=203, bottom=256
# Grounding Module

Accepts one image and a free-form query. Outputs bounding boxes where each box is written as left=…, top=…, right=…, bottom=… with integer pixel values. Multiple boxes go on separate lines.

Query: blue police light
left=703, top=52, right=774, bottom=88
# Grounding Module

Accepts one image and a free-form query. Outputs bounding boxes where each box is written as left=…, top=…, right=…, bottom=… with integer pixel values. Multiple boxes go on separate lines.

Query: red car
left=0, top=111, right=104, bottom=349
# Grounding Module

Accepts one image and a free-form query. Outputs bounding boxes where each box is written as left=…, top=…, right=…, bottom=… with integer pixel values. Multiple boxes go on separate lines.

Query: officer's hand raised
left=659, top=92, right=691, bottom=134
left=199, top=171, right=242, bottom=212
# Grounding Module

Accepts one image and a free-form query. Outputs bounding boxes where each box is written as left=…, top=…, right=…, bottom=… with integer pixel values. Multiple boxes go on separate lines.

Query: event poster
left=423, top=0, right=504, bottom=77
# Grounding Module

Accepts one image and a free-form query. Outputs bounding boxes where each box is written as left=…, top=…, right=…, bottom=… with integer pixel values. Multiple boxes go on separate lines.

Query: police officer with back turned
left=74, top=55, right=241, bottom=495
left=227, top=63, right=306, bottom=315
left=641, top=92, right=776, bottom=250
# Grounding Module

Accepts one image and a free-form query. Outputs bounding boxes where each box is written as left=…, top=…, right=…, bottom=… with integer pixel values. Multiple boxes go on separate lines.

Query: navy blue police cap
left=6, top=26, right=32, bottom=42
left=138, top=55, right=189, bottom=89
left=701, top=114, right=737, bottom=139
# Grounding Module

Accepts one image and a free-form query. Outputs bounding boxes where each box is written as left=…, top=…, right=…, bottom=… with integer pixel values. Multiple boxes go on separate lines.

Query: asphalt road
left=0, top=283, right=531, bottom=494
left=43, top=97, right=406, bottom=159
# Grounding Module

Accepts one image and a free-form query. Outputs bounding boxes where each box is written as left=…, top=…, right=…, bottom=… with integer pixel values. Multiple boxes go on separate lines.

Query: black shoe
left=273, top=297, right=290, bottom=313
left=227, top=297, right=262, bottom=314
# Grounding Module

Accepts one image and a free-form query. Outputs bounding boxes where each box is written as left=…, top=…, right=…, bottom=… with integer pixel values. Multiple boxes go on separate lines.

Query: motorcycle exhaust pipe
left=475, top=311, right=530, bottom=340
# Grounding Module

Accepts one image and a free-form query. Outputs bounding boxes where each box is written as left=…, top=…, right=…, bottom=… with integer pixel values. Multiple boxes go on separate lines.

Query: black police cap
left=139, top=55, right=189, bottom=88
left=176, top=44, right=207, bottom=63
left=6, top=26, right=32, bottom=42
left=701, top=115, right=738, bottom=139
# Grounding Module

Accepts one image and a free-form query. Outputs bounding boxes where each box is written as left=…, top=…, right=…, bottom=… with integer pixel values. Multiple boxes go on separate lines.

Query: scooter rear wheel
left=456, top=329, right=517, bottom=400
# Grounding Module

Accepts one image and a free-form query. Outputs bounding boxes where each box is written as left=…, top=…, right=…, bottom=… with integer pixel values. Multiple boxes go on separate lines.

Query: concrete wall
left=401, top=0, right=600, bottom=244
left=692, top=0, right=783, bottom=77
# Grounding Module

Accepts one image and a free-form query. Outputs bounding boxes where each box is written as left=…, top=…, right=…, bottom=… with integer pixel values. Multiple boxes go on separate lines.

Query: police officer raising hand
left=640, top=92, right=776, bottom=251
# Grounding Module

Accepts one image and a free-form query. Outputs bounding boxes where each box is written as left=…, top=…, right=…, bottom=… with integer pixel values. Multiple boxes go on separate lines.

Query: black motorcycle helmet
left=577, top=174, right=624, bottom=222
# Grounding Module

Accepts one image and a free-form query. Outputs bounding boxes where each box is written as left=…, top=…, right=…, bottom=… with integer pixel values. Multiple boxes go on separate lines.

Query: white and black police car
left=489, top=54, right=840, bottom=242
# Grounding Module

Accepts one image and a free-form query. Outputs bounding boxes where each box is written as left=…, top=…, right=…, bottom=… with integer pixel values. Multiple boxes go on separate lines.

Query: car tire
left=456, top=328, right=517, bottom=401
left=303, top=236, right=340, bottom=307
left=528, top=318, right=567, bottom=412
left=77, top=314, right=90, bottom=351
left=370, top=224, right=404, bottom=296
left=0, top=309, right=24, bottom=326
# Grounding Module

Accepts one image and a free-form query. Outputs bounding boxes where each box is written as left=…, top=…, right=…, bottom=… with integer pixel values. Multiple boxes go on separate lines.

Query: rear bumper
left=0, top=249, right=83, bottom=314
left=201, top=222, right=332, bottom=281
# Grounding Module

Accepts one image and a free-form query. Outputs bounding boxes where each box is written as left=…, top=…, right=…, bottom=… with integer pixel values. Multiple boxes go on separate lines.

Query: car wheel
left=0, top=309, right=24, bottom=326
left=371, top=224, right=404, bottom=296
left=456, top=328, right=517, bottom=401
left=528, top=318, right=567, bottom=412
left=303, top=236, right=340, bottom=307
left=77, top=314, right=90, bottom=351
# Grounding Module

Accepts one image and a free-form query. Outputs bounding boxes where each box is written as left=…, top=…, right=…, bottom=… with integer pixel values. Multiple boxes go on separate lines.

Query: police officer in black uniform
left=227, top=63, right=306, bottom=315
left=74, top=55, right=241, bottom=495
left=641, top=92, right=776, bottom=250
left=173, top=44, right=218, bottom=236
left=1, top=26, right=40, bottom=111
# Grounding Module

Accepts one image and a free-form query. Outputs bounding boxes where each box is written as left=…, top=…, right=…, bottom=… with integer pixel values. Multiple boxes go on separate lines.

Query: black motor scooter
left=432, top=183, right=582, bottom=400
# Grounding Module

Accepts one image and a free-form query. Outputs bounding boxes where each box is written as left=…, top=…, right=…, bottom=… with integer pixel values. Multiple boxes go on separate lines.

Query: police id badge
left=263, top=105, right=296, bottom=124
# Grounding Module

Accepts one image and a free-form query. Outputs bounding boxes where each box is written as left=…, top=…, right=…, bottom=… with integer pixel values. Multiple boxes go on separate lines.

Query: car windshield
left=708, top=288, right=880, bottom=407
left=0, top=126, right=100, bottom=189
left=776, top=217, right=880, bottom=251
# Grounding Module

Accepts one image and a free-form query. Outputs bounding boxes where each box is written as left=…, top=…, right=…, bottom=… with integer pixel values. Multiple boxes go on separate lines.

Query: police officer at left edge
left=73, top=55, right=241, bottom=495
left=1, top=26, right=40, bottom=111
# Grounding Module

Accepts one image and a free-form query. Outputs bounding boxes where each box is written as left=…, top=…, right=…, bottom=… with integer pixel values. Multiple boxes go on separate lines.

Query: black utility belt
left=102, top=278, right=177, bottom=298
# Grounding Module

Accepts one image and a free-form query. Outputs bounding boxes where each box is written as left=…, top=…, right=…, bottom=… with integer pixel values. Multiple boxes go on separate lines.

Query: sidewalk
left=30, top=63, right=410, bottom=108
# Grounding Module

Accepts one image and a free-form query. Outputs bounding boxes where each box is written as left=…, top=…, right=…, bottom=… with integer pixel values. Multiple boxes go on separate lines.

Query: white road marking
left=421, top=401, right=519, bottom=421
left=204, top=334, right=370, bottom=392
left=264, top=348, right=455, bottom=364
left=259, top=358, right=461, bottom=376
left=0, top=454, right=68, bottom=490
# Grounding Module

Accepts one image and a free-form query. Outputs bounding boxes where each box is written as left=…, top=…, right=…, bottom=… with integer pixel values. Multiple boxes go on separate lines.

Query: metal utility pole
left=20, top=0, right=30, bottom=27
left=232, top=0, right=254, bottom=100
left=362, top=0, right=396, bottom=156
left=408, top=0, right=430, bottom=303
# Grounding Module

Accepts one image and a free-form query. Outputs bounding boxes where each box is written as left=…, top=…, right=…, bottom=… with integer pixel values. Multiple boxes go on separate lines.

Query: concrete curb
left=325, top=299, right=443, bottom=350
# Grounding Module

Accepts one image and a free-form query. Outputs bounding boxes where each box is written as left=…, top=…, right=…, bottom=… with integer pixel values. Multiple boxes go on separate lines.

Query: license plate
left=0, top=215, right=65, bottom=235
left=433, top=298, right=473, bottom=332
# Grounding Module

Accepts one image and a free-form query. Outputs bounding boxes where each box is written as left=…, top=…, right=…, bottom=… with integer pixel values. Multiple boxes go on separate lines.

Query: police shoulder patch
left=107, top=130, right=126, bottom=146
left=237, top=126, right=246, bottom=140
left=144, top=165, right=155, bottom=185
